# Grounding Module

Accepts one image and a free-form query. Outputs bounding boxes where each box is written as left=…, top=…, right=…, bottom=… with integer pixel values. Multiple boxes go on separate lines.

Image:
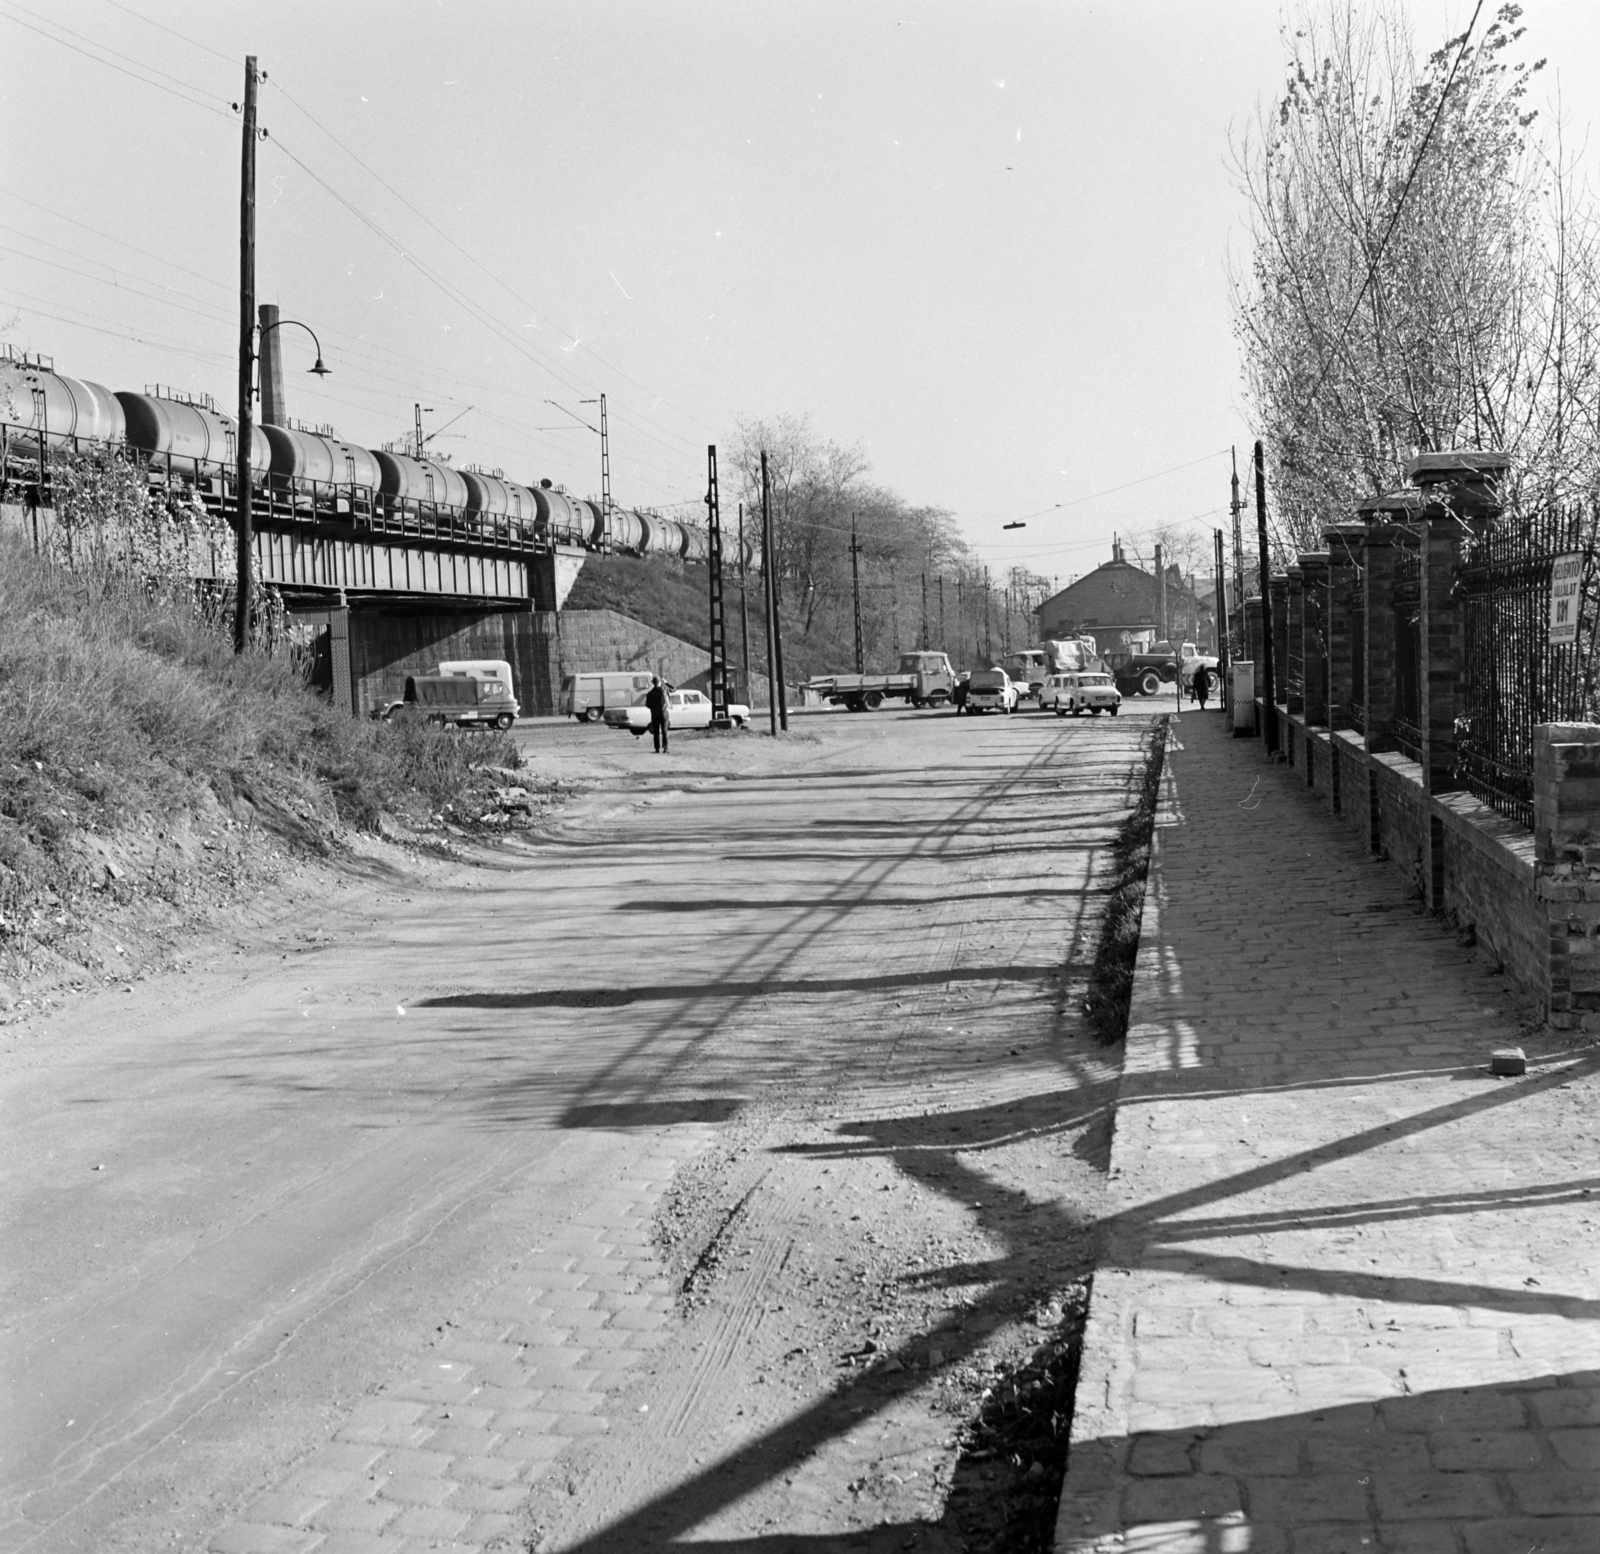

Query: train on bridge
left=0, top=347, right=748, bottom=596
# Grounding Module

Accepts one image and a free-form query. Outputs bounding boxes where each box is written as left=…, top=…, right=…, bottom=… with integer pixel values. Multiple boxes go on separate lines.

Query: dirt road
left=1, top=707, right=1150, bottom=1553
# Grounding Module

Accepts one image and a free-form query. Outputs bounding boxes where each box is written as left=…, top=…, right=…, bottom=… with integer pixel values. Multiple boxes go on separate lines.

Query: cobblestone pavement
left=2, top=710, right=1146, bottom=1553
left=1055, top=710, right=1600, bottom=1553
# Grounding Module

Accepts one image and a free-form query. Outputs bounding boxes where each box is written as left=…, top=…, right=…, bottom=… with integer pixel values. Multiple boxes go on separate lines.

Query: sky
left=3, top=0, right=1598, bottom=591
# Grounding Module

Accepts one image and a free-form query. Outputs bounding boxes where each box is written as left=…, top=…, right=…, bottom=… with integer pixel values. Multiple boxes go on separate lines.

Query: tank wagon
left=0, top=347, right=755, bottom=575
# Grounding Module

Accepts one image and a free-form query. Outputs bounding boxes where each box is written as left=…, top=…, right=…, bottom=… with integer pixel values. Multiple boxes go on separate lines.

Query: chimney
left=259, top=302, right=287, bottom=426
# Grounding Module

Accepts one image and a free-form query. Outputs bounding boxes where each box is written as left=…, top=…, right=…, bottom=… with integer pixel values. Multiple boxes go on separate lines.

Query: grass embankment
left=0, top=531, right=518, bottom=989
left=1083, top=716, right=1169, bottom=1044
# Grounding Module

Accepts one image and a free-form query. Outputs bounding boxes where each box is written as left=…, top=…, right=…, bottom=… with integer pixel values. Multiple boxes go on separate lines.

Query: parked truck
left=1004, top=638, right=1104, bottom=701
left=807, top=650, right=957, bottom=712
left=1108, top=640, right=1219, bottom=697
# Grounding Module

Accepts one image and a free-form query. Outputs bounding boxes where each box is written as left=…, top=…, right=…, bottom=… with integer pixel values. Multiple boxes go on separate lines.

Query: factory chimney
left=258, top=302, right=287, bottom=426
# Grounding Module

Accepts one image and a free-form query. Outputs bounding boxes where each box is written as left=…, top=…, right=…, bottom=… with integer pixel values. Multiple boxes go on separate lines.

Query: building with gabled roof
left=1037, top=541, right=1211, bottom=653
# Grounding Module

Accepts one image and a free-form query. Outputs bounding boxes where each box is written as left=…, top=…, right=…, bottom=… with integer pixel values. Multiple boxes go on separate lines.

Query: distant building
left=1037, top=541, right=1212, bottom=653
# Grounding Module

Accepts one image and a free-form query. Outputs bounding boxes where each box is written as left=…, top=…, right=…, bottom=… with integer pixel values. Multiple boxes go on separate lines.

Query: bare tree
left=1232, top=2, right=1600, bottom=553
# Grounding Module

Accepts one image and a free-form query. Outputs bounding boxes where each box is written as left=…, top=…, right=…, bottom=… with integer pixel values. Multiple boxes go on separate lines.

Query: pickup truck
left=1109, top=640, right=1219, bottom=697
left=807, top=651, right=956, bottom=712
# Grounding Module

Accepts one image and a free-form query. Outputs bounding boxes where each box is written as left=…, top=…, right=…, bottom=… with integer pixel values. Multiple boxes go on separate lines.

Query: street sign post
left=1550, top=553, right=1583, bottom=647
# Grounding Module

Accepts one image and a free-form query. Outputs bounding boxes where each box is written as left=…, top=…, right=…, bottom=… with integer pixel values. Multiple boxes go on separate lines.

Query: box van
left=437, top=659, right=515, bottom=694
left=562, top=671, right=656, bottom=722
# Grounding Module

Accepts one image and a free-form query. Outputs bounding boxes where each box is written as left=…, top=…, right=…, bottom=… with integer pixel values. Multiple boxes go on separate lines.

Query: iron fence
left=1458, top=504, right=1593, bottom=828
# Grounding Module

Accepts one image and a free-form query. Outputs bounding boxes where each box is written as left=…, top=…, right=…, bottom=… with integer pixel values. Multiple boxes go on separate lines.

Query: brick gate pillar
left=1535, top=723, right=1600, bottom=1031
left=1299, top=551, right=1330, bottom=729
left=1419, top=514, right=1465, bottom=798
left=1361, top=526, right=1399, bottom=754
left=1269, top=575, right=1290, bottom=713
left=1286, top=565, right=1306, bottom=714
left=1244, top=596, right=1264, bottom=669
left=1324, top=526, right=1362, bottom=731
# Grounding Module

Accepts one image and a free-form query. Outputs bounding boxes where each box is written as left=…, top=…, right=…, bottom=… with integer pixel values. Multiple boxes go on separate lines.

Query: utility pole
left=761, top=451, right=787, bottom=732
left=1230, top=445, right=1246, bottom=645
left=983, top=566, right=992, bottom=662
left=414, top=403, right=425, bottom=458
left=920, top=572, right=929, bottom=651
left=938, top=574, right=945, bottom=647
left=598, top=392, right=611, bottom=547
left=890, top=559, right=899, bottom=655
left=1254, top=439, right=1278, bottom=753
left=956, top=575, right=964, bottom=667
left=233, top=53, right=258, bottom=656
left=705, top=445, right=730, bottom=726
left=850, top=513, right=865, bottom=675
left=1214, top=527, right=1229, bottom=712
left=1155, top=542, right=1167, bottom=644
left=737, top=502, right=751, bottom=705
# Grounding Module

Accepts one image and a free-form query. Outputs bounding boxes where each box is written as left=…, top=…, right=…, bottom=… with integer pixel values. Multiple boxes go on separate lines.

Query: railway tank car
left=372, top=449, right=470, bottom=518
left=531, top=484, right=588, bottom=545
left=636, top=511, right=683, bottom=556
left=460, top=468, right=539, bottom=541
left=0, top=360, right=125, bottom=451
left=606, top=507, right=645, bottom=551
left=118, top=389, right=271, bottom=479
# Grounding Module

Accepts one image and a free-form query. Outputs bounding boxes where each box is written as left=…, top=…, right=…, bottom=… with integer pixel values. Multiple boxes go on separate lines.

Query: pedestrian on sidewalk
left=645, top=676, right=670, bottom=753
left=1194, top=666, right=1211, bottom=711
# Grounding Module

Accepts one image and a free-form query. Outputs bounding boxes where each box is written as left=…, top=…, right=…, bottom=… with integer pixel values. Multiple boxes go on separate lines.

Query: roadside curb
left=1052, top=717, right=1185, bottom=1551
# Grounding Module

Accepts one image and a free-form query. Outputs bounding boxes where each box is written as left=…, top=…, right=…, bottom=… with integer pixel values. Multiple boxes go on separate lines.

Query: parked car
left=963, top=668, right=1018, bottom=714
left=603, top=687, right=752, bottom=735
left=1042, top=670, right=1122, bottom=717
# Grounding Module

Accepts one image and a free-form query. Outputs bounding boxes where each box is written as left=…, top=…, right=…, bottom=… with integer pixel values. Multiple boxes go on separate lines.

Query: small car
left=963, top=668, right=1018, bottom=714
left=1046, top=671, right=1122, bottom=717
left=603, top=688, right=752, bottom=735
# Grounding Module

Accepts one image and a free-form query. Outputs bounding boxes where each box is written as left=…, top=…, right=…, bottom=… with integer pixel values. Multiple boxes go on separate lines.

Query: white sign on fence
left=1550, top=553, right=1584, bottom=646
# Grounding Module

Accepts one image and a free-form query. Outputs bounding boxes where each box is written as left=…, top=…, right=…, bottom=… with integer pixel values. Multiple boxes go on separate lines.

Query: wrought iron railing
left=1392, top=716, right=1423, bottom=764
left=1457, top=503, right=1593, bottom=828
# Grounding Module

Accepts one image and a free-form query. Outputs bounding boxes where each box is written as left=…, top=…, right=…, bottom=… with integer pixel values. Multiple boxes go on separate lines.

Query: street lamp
left=259, top=316, right=331, bottom=377
left=235, top=314, right=330, bottom=654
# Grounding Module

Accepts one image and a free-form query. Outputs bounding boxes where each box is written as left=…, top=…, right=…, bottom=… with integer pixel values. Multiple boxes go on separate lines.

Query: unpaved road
left=1, top=707, right=1151, bottom=1553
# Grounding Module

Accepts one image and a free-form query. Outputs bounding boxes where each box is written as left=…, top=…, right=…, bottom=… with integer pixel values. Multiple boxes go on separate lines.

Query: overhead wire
left=264, top=75, right=718, bottom=446
left=94, top=0, right=237, bottom=65
left=0, top=0, right=233, bottom=119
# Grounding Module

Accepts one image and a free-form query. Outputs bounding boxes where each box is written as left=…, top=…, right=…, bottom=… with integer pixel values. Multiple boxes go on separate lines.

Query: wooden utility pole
left=921, top=571, right=928, bottom=651
left=234, top=53, right=258, bottom=655
left=761, top=451, right=785, bottom=733
left=1254, top=439, right=1278, bottom=752
left=850, top=514, right=865, bottom=674
left=983, top=567, right=992, bottom=661
left=737, top=502, right=751, bottom=705
left=1214, top=527, right=1229, bottom=710
left=1229, top=446, right=1246, bottom=643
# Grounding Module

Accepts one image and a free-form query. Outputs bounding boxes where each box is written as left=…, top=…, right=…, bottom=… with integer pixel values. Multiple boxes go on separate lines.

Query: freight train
left=0, top=347, right=742, bottom=566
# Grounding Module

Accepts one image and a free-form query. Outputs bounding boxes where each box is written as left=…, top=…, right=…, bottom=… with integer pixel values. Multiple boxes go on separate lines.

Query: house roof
left=1040, top=558, right=1164, bottom=631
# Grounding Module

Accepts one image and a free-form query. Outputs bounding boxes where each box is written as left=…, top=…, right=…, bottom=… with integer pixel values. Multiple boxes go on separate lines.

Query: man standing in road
left=645, top=676, right=670, bottom=753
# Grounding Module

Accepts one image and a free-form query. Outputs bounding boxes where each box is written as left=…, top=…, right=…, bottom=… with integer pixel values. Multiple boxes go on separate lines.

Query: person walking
left=1194, top=665, right=1211, bottom=711
left=645, top=676, right=670, bottom=753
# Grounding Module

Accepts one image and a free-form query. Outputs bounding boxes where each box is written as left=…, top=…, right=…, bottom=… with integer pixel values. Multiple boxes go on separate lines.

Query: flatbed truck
left=806, top=651, right=956, bottom=712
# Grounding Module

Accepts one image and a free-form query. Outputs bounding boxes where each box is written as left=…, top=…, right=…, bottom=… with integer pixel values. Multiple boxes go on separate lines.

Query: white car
left=1042, top=671, right=1122, bottom=717
left=603, top=688, right=752, bottom=735
left=964, top=669, right=1018, bottom=714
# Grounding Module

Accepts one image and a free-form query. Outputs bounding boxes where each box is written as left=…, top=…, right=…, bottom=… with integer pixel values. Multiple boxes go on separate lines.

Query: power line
left=266, top=75, right=718, bottom=447
left=0, top=1, right=233, bottom=119
left=95, top=0, right=236, bottom=65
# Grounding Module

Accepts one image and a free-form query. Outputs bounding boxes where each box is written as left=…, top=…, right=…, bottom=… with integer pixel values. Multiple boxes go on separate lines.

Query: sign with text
left=1550, top=553, right=1584, bottom=646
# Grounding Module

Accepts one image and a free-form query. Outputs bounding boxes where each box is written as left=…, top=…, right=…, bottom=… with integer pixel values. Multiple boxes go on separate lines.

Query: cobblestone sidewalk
left=1055, top=711, right=1600, bottom=1554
